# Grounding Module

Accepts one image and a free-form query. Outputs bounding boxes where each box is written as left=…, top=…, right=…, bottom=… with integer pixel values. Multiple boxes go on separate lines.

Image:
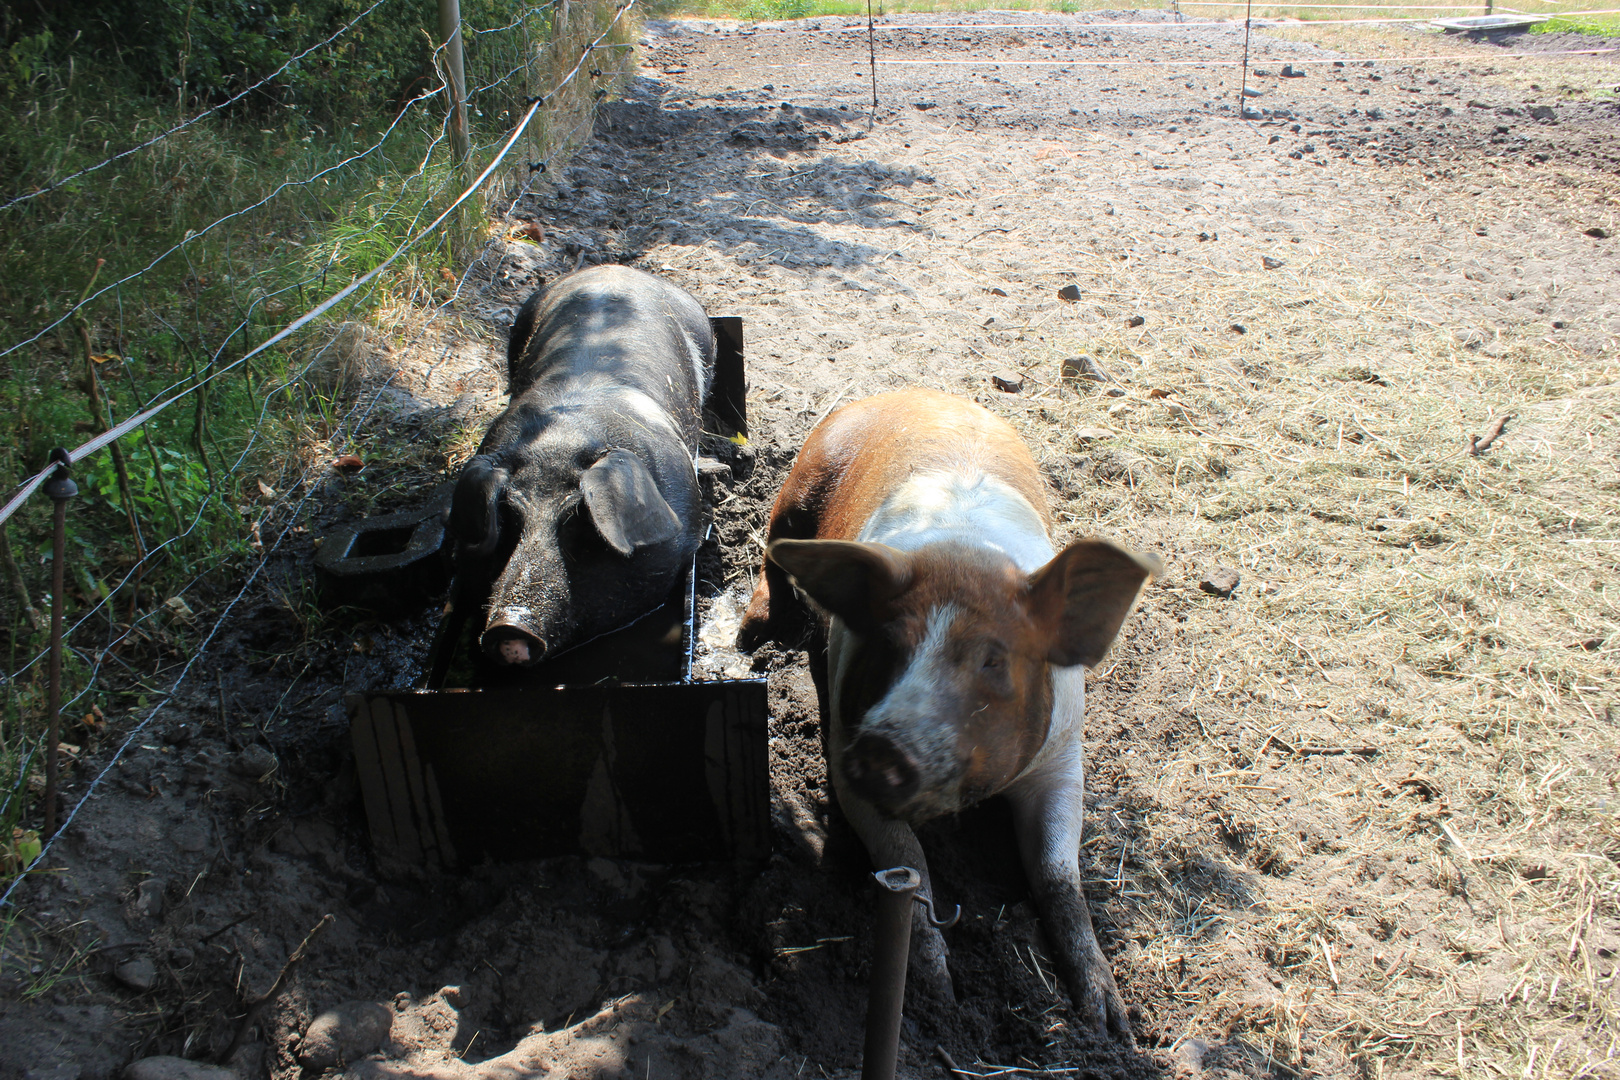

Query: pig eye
left=557, top=499, right=608, bottom=559
left=981, top=644, right=1007, bottom=671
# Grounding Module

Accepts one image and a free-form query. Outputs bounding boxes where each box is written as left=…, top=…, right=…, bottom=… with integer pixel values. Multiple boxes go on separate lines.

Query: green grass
left=1532, top=14, right=1620, bottom=36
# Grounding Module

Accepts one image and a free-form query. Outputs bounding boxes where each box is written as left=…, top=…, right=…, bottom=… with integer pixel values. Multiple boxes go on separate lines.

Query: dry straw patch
left=1260, top=22, right=1620, bottom=102
left=975, top=169, right=1619, bottom=1075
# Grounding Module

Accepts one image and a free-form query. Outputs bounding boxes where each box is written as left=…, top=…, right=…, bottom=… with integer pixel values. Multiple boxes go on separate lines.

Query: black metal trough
left=342, top=316, right=769, bottom=874
left=314, top=487, right=453, bottom=617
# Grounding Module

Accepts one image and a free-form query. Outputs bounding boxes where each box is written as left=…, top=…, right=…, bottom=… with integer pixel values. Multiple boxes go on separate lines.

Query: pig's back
left=801, top=390, right=1053, bottom=545
left=510, top=266, right=714, bottom=446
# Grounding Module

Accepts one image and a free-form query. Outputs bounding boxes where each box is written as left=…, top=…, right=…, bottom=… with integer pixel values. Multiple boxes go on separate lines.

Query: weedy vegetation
left=0, top=0, right=637, bottom=879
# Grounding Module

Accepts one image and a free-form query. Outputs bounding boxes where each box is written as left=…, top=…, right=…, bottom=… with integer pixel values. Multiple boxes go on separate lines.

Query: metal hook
left=914, top=891, right=960, bottom=929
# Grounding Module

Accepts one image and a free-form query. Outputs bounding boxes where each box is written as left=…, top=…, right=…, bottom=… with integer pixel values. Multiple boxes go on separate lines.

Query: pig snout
left=842, top=732, right=922, bottom=809
left=484, top=615, right=546, bottom=666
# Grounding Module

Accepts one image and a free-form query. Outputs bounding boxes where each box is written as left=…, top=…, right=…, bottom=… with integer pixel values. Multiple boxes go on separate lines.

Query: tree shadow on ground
left=500, top=86, right=938, bottom=281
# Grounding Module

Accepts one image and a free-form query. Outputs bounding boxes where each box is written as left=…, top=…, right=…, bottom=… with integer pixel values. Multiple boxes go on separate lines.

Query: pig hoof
left=1078, top=974, right=1135, bottom=1047
left=910, top=926, right=956, bottom=1004
left=498, top=638, right=532, bottom=664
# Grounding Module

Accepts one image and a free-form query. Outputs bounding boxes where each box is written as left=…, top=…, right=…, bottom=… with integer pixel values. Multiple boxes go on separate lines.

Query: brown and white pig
left=449, top=265, right=713, bottom=665
left=737, top=389, right=1157, bottom=1044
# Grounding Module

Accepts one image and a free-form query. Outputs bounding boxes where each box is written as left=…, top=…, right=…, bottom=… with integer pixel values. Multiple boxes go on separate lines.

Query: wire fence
left=0, top=0, right=640, bottom=901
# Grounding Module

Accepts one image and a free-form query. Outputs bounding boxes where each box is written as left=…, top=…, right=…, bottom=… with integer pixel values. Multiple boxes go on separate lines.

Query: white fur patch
left=858, top=470, right=1052, bottom=572
left=861, top=604, right=961, bottom=778
left=682, top=327, right=710, bottom=403
left=611, top=387, right=697, bottom=477
left=615, top=389, right=682, bottom=439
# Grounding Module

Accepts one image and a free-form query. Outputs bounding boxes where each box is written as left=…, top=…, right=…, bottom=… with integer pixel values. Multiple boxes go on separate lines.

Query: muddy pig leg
left=1005, top=736, right=1133, bottom=1045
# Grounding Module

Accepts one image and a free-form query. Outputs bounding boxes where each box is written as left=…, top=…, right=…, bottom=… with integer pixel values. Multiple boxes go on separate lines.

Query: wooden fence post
left=438, top=0, right=476, bottom=254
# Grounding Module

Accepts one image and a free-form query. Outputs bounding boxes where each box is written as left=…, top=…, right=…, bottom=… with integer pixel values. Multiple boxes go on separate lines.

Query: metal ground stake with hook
left=43, top=448, right=76, bottom=838
left=862, top=868, right=962, bottom=1080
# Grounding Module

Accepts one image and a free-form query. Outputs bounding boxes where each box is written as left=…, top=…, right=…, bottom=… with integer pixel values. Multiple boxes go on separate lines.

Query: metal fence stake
left=42, top=448, right=77, bottom=839
left=863, top=866, right=922, bottom=1080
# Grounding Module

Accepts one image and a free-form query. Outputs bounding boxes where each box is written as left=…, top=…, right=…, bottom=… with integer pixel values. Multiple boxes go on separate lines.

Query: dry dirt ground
left=4, top=11, right=1619, bottom=1080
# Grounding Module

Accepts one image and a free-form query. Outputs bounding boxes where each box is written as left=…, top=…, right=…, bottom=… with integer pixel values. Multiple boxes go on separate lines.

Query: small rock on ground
left=115, top=956, right=158, bottom=992
left=228, top=744, right=277, bottom=780
left=299, top=1001, right=394, bottom=1070
left=1059, top=355, right=1111, bottom=383
left=1200, top=568, right=1242, bottom=598
left=991, top=370, right=1024, bottom=393
left=135, top=878, right=165, bottom=918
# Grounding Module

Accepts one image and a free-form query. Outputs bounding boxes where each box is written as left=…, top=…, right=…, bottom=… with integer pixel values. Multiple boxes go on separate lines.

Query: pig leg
left=737, top=559, right=791, bottom=651
left=739, top=499, right=827, bottom=651
left=829, top=766, right=956, bottom=1003
left=1006, top=740, right=1134, bottom=1046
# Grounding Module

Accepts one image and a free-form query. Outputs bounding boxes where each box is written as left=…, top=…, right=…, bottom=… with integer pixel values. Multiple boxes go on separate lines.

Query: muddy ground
left=3, top=11, right=1618, bottom=1080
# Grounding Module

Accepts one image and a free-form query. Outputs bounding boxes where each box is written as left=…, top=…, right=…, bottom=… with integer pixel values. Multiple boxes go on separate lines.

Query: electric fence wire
left=0, top=0, right=634, bottom=375
left=0, top=98, right=517, bottom=532
left=0, top=0, right=641, bottom=905
left=468, top=0, right=566, bottom=36
left=0, top=373, right=396, bottom=911
left=0, top=104, right=514, bottom=738
left=758, top=6, right=1620, bottom=32
left=0, top=0, right=397, bottom=213
left=764, top=46, right=1615, bottom=69
left=1, top=249, right=412, bottom=690
left=0, top=96, right=605, bottom=911
left=0, top=106, right=471, bottom=678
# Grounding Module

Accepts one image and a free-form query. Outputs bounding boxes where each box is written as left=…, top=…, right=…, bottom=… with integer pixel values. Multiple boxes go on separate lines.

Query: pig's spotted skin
left=499, top=638, right=532, bottom=664
left=857, top=470, right=1053, bottom=574
left=839, top=603, right=962, bottom=805
left=614, top=387, right=685, bottom=443
left=845, top=469, right=1078, bottom=813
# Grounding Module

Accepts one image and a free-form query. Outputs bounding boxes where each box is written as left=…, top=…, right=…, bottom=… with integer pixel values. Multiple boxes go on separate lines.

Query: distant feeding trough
left=1430, top=15, right=1548, bottom=32
left=344, top=317, right=768, bottom=874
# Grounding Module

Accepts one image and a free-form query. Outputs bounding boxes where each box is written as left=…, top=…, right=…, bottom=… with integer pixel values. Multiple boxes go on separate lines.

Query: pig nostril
left=486, top=622, right=545, bottom=666
left=843, top=734, right=920, bottom=806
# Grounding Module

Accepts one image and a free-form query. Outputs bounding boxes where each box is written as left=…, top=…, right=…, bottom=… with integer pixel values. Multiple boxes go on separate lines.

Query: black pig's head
left=449, top=416, right=693, bottom=666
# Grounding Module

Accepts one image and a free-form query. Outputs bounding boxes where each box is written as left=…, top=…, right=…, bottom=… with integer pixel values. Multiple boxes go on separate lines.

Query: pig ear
left=766, top=540, right=912, bottom=633
left=450, top=455, right=509, bottom=557
left=580, top=449, right=681, bottom=557
left=1026, top=540, right=1160, bottom=668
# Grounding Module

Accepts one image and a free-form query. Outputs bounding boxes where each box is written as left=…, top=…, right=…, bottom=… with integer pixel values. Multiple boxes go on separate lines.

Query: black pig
left=449, top=265, right=714, bottom=665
